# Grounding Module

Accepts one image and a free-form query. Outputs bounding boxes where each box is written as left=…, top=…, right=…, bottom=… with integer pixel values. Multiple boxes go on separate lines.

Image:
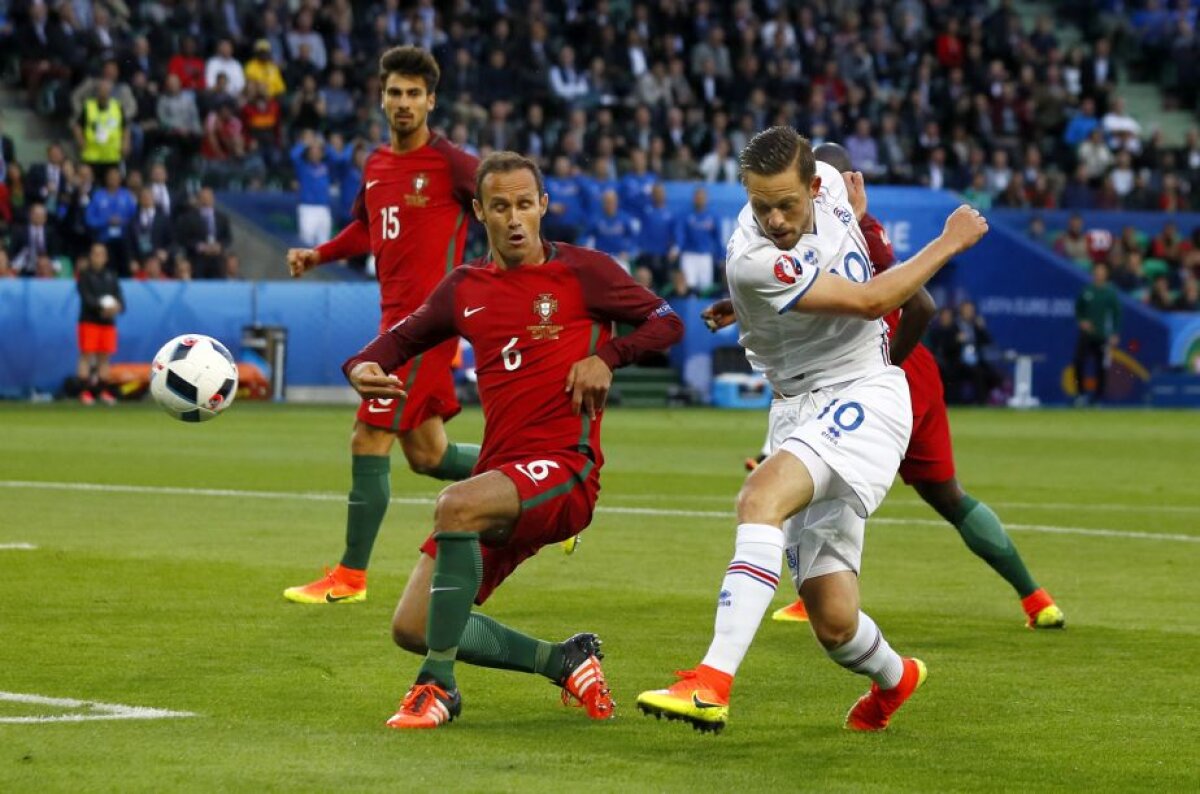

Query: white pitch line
left=599, top=492, right=1200, bottom=514
left=0, top=543, right=37, bottom=550
left=1, top=480, right=1196, bottom=545
left=0, top=691, right=195, bottom=724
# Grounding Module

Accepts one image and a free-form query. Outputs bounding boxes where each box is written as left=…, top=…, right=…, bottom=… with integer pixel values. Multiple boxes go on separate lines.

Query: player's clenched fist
left=941, top=205, right=989, bottom=254
left=348, top=361, right=407, bottom=399
left=287, top=248, right=320, bottom=278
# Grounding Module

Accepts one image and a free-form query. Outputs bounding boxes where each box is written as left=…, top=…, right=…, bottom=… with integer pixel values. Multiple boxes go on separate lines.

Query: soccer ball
left=149, top=334, right=239, bottom=422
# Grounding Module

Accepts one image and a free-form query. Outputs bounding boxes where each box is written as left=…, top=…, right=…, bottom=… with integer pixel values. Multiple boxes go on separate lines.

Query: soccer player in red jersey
left=343, top=151, right=684, bottom=729
left=284, top=47, right=481, bottom=605
left=715, top=143, right=1063, bottom=630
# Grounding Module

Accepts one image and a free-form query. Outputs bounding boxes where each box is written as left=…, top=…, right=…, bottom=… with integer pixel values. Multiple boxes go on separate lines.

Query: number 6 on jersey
left=501, top=337, right=522, bottom=371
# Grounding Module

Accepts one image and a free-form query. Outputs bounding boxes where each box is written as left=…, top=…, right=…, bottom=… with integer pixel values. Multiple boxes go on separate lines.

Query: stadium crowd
left=1, top=0, right=1198, bottom=295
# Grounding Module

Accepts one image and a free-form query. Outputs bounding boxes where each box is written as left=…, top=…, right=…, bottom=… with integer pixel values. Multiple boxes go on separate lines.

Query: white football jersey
left=726, top=160, right=891, bottom=394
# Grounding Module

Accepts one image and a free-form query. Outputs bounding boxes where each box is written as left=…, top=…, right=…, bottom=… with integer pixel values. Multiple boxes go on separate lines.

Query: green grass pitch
left=1, top=403, right=1197, bottom=792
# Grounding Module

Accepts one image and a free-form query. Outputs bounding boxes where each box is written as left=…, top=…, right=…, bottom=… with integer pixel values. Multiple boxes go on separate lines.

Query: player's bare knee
left=351, top=424, right=394, bottom=456
left=404, top=446, right=443, bottom=476
left=811, top=615, right=858, bottom=649
left=432, top=485, right=481, bottom=533
left=735, top=482, right=786, bottom=526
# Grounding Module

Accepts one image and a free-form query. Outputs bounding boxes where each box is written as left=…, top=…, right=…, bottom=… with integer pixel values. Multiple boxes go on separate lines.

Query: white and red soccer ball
left=149, top=334, right=239, bottom=422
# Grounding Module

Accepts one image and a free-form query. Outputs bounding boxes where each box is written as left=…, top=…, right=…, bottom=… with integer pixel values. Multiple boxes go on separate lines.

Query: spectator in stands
left=549, top=46, right=589, bottom=109
left=245, top=39, right=287, bottom=99
left=1159, top=173, right=1190, bottom=212
left=73, top=79, right=129, bottom=173
left=637, top=182, right=678, bottom=286
left=0, top=250, right=13, bottom=278
left=544, top=155, right=586, bottom=243
left=661, top=268, right=699, bottom=299
left=26, top=143, right=70, bottom=217
left=125, top=187, right=174, bottom=277
left=10, top=203, right=63, bottom=275
left=173, top=256, right=194, bottom=281
left=223, top=252, right=242, bottom=281
left=956, top=300, right=1000, bottom=404
left=1078, top=127, right=1115, bottom=182
left=62, top=164, right=96, bottom=258
left=1063, top=96, right=1100, bottom=149
left=676, top=187, right=722, bottom=295
left=86, top=167, right=136, bottom=277
left=1112, top=249, right=1148, bottom=295
left=202, top=100, right=259, bottom=186
left=136, top=252, right=168, bottom=281
left=287, top=9, right=328, bottom=73
left=1061, top=164, right=1096, bottom=210
left=2, top=162, right=25, bottom=226
left=17, top=2, right=72, bottom=106
left=34, top=253, right=59, bottom=278
left=962, top=172, right=993, bottom=211
left=147, top=163, right=180, bottom=220
left=928, top=306, right=968, bottom=404
left=177, top=187, right=232, bottom=279
left=289, top=75, right=326, bottom=136
left=619, top=149, right=657, bottom=220
left=1055, top=214, right=1091, bottom=264
left=204, top=42, right=243, bottom=101
left=75, top=242, right=123, bottom=406
left=168, top=36, right=206, bottom=93
left=1150, top=221, right=1187, bottom=270
left=241, top=81, right=284, bottom=175
left=1176, top=276, right=1199, bottom=312
left=1074, top=262, right=1121, bottom=405
left=290, top=131, right=335, bottom=248
left=155, top=74, right=203, bottom=173
left=698, top=137, right=738, bottom=183
left=1148, top=273, right=1175, bottom=310
left=585, top=189, right=639, bottom=270
left=320, top=69, right=357, bottom=137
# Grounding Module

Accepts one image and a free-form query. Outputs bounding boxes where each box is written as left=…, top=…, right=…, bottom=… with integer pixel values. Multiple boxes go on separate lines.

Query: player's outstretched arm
left=795, top=205, right=988, bottom=320
left=297, top=217, right=372, bottom=276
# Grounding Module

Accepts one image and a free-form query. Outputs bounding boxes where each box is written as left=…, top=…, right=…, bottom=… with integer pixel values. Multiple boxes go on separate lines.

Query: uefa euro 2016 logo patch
left=773, top=253, right=802, bottom=284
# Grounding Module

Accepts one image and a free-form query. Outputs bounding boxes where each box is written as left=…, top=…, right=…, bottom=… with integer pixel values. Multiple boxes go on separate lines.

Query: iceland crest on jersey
left=773, top=253, right=801, bottom=285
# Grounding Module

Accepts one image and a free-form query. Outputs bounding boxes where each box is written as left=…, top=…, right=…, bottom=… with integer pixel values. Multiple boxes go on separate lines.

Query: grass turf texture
left=1, top=404, right=1197, bottom=792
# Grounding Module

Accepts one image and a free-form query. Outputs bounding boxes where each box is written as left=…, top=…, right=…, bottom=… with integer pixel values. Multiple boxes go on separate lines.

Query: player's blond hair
left=739, top=126, right=816, bottom=184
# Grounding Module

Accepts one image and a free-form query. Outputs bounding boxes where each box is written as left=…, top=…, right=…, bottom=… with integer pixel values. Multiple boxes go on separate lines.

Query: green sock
left=339, top=455, right=390, bottom=571
left=953, top=495, right=1039, bottom=598
left=457, top=613, right=563, bottom=680
left=418, top=533, right=482, bottom=689
left=428, top=443, right=481, bottom=481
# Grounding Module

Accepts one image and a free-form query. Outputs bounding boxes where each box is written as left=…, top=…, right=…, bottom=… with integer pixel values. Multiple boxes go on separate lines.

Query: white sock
left=759, top=435, right=772, bottom=458
left=826, top=611, right=904, bottom=689
left=700, top=523, right=783, bottom=676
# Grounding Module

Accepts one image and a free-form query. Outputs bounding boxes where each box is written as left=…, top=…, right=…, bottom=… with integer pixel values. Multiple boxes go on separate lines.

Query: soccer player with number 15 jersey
left=285, top=47, right=481, bottom=605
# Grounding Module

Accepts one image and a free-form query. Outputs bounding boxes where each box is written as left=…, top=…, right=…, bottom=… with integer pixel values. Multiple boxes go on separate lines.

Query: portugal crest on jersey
left=406, top=173, right=430, bottom=207
left=528, top=293, right=562, bottom=340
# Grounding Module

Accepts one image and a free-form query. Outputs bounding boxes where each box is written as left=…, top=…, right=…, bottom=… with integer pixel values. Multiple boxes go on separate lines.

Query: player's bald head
left=813, top=142, right=853, bottom=174
left=739, top=126, right=816, bottom=185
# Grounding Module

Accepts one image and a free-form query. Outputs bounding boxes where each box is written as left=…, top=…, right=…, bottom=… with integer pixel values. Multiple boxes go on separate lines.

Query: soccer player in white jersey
left=637, top=127, right=989, bottom=733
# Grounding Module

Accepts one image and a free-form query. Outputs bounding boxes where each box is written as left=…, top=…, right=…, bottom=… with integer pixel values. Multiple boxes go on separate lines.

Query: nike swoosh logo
left=430, top=587, right=461, bottom=593
left=463, top=306, right=485, bottom=317
left=325, top=593, right=357, bottom=603
left=692, top=693, right=724, bottom=709
left=366, top=180, right=380, bottom=189
left=366, top=404, right=391, bottom=413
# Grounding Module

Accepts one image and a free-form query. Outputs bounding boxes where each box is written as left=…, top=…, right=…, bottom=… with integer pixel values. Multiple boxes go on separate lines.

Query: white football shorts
left=768, top=366, right=912, bottom=584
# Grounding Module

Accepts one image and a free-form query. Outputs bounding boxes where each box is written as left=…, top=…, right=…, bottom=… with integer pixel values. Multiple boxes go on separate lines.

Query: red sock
left=695, top=664, right=734, bottom=701
left=334, top=564, right=367, bottom=589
